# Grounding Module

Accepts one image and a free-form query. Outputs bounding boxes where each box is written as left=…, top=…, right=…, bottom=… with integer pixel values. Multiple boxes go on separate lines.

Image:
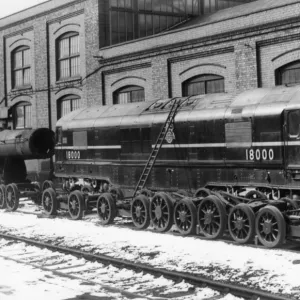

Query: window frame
left=106, top=0, right=256, bottom=46
left=113, top=85, right=145, bottom=104
left=182, top=74, right=225, bottom=96
left=287, top=110, right=300, bottom=139
left=11, top=46, right=31, bottom=89
left=57, top=94, right=81, bottom=119
left=275, top=61, right=300, bottom=86
left=56, top=32, right=80, bottom=81
left=13, top=102, right=32, bottom=129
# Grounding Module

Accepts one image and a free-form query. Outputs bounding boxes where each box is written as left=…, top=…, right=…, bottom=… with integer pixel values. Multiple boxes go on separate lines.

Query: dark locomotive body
left=55, top=86, right=300, bottom=197
left=4, top=86, right=300, bottom=249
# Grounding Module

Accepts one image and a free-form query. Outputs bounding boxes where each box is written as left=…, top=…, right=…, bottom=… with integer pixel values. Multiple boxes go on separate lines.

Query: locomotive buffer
left=133, top=99, right=181, bottom=197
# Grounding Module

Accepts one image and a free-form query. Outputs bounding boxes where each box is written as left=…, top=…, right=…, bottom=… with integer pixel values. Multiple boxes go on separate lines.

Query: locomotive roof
left=56, top=85, right=300, bottom=130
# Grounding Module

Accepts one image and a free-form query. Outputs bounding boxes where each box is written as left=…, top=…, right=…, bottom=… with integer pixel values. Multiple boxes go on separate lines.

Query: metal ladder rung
left=133, top=99, right=180, bottom=197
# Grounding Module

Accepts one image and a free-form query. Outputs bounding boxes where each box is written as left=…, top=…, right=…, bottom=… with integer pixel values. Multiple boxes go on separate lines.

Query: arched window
left=57, top=32, right=80, bottom=80
left=113, top=85, right=145, bottom=104
left=275, top=61, right=300, bottom=86
left=13, top=102, right=32, bottom=129
left=12, top=46, right=31, bottom=89
left=58, top=95, right=81, bottom=119
left=182, top=74, right=225, bottom=96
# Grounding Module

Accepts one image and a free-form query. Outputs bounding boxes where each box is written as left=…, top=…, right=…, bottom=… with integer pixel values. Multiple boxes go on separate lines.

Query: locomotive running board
left=132, top=98, right=181, bottom=198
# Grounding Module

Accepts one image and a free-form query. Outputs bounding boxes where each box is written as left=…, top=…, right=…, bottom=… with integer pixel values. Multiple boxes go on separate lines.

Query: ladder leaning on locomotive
left=13, top=86, right=300, bottom=248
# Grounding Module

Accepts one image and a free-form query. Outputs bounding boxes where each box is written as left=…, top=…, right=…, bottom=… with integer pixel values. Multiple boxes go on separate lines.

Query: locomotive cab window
left=288, top=110, right=300, bottom=137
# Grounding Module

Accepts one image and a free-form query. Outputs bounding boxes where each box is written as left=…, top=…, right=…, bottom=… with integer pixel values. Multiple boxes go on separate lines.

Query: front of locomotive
left=55, top=107, right=91, bottom=178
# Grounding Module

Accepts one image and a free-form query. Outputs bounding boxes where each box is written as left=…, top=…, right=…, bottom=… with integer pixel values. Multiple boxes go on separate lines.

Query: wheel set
left=1, top=180, right=291, bottom=249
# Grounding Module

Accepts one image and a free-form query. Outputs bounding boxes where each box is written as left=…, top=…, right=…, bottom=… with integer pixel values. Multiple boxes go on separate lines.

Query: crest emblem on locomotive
left=165, top=124, right=175, bottom=144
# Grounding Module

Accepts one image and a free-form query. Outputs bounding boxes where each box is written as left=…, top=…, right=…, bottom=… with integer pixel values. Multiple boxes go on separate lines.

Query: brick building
left=1, top=0, right=300, bottom=177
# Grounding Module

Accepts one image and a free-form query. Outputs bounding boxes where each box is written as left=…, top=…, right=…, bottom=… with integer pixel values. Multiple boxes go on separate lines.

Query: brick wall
left=2, top=0, right=300, bottom=174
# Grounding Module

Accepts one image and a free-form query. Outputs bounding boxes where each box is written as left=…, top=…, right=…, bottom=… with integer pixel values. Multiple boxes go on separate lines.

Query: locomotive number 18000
left=246, top=148, right=274, bottom=161
left=66, top=151, right=81, bottom=160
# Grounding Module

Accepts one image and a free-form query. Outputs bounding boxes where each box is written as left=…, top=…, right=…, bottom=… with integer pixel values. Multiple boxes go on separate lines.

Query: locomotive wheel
left=110, top=187, right=124, bottom=201
left=228, top=203, right=255, bottom=244
left=194, top=188, right=211, bottom=199
left=174, top=198, right=197, bottom=236
left=6, top=183, right=19, bottom=212
left=97, top=193, right=116, bottom=225
left=42, top=180, right=54, bottom=191
left=198, top=195, right=226, bottom=239
left=255, top=205, right=286, bottom=248
left=150, top=192, right=174, bottom=232
left=68, top=190, right=84, bottom=220
left=245, top=190, right=267, bottom=200
left=131, top=195, right=150, bottom=229
left=42, top=188, right=57, bottom=216
left=0, top=184, right=6, bottom=209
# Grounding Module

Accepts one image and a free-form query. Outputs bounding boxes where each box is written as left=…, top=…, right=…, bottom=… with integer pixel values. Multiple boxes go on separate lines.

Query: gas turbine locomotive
left=44, top=86, right=300, bottom=247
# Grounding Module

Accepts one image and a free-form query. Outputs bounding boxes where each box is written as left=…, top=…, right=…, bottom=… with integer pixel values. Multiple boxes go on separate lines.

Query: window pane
left=207, top=79, right=224, bottom=93
left=288, top=110, right=300, bottom=136
left=125, top=0, right=132, bottom=8
left=62, top=100, right=71, bottom=117
left=193, top=0, right=199, bottom=14
left=126, top=12, right=134, bottom=41
left=23, top=68, right=31, bottom=85
left=145, top=0, right=151, bottom=10
left=204, top=0, right=210, bottom=13
left=25, top=105, right=32, bottom=128
left=173, top=0, right=185, bottom=13
left=167, top=0, right=173, bottom=12
left=138, top=0, right=145, bottom=10
left=119, top=92, right=129, bottom=104
left=59, top=38, right=69, bottom=58
left=131, top=89, right=145, bottom=102
left=70, top=56, right=80, bottom=76
left=111, top=10, right=119, bottom=44
left=111, top=0, right=118, bottom=7
left=119, top=11, right=126, bottom=43
left=71, top=98, right=81, bottom=111
left=23, top=49, right=30, bottom=66
left=152, top=0, right=161, bottom=11
left=211, top=0, right=216, bottom=12
left=15, top=106, right=24, bottom=128
left=186, top=0, right=193, bottom=14
left=160, top=15, right=167, bottom=31
left=146, top=14, right=152, bottom=36
left=14, top=51, right=23, bottom=69
left=153, top=15, right=160, bottom=34
left=14, top=70, right=23, bottom=87
left=70, top=35, right=79, bottom=55
left=139, top=14, right=146, bottom=38
left=60, top=59, right=70, bottom=79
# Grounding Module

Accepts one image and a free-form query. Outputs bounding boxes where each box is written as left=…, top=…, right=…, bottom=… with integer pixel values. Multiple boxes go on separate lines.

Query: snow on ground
left=0, top=238, right=243, bottom=300
left=0, top=256, right=130, bottom=300
left=0, top=210, right=299, bottom=299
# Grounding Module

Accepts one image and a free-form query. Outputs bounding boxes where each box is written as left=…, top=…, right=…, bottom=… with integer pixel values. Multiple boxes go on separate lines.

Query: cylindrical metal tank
left=0, top=128, right=55, bottom=159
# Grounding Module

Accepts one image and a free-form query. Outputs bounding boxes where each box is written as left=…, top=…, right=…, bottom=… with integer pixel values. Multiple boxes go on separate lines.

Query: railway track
left=0, top=232, right=295, bottom=300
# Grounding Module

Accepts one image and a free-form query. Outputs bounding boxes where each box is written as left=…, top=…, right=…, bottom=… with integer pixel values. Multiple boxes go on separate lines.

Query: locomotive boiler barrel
left=0, top=128, right=55, bottom=159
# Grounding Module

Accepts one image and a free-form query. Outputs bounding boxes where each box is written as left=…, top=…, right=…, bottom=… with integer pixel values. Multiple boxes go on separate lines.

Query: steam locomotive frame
left=3, top=86, right=300, bottom=248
